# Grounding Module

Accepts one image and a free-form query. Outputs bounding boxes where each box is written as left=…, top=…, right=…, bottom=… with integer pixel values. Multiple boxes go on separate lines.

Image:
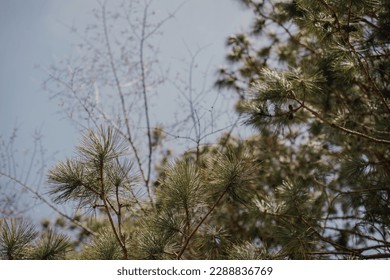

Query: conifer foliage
left=216, top=0, right=390, bottom=259
left=0, top=219, right=70, bottom=259
left=1, top=0, right=389, bottom=259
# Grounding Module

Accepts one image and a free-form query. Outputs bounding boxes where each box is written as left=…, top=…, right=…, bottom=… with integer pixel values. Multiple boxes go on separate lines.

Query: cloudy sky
left=0, top=0, right=251, bottom=220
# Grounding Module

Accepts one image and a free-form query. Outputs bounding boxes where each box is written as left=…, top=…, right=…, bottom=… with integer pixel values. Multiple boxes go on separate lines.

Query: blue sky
left=1, top=0, right=251, bottom=156
left=0, top=0, right=251, bottom=221
left=1, top=0, right=96, bottom=155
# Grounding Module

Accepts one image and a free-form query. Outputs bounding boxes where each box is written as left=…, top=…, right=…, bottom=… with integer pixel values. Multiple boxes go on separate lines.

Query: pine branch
left=176, top=187, right=229, bottom=259
left=139, top=2, right=154, bottom=202
left=294, top=98, right=390, bottom=144
left=361, top=254, right=390, bottom=260
left=98, top=160, right=128, bottom=259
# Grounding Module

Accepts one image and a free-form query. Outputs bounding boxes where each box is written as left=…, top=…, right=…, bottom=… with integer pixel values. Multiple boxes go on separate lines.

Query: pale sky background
left=0, top=0, right=252, bottom=221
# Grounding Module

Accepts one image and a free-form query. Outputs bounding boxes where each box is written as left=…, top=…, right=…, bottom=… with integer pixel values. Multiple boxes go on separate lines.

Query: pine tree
left=215, top=0, right=390, bottom=259
left=43, top=128, right=259, bottom=259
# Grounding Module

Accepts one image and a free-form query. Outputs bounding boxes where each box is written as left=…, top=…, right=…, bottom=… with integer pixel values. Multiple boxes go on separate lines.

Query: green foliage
left=47, top=126, right=141, bottom=259
left=130, top=147, right=259, bottom=260
left=0, top=219, right=71, bottom=259
left=130, top=224, right=178, bottom=260
left=30, top=230, right=70, bottom=260
left=158, top=160, right=205, bottom=212
left=81, top=228, right=123, bottom=260
left=215, top=0, right=390, bottom=259
left=47, top=126, right=136, bottom=209
left=0, top=219, right=36, bottom=259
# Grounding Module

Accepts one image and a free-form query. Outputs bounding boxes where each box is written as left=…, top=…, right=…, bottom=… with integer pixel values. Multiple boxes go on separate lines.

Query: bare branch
left=0, top=171, right=96, bottom=236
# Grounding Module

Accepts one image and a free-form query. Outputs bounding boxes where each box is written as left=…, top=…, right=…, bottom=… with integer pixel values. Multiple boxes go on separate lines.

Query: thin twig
left=100, top=2, right=148, bottom=195
left=0, top=171, right=96, bottom=236
left=139, top=2, right=154, bottom=205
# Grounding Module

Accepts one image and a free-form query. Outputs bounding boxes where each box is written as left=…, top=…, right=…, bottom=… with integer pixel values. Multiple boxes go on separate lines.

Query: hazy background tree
left=215, top=0, right=390, bottom=259
left=42, top=0, right=236, bottom=203
left=0, top=127, right=49, bottom=218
